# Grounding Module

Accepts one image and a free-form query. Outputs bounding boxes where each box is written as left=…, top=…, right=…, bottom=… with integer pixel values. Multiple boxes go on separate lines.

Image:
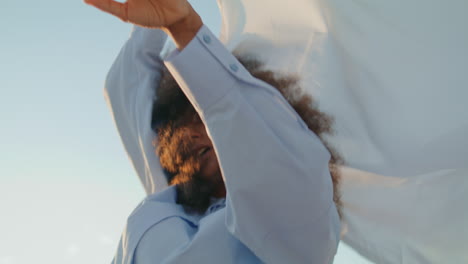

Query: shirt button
left=203, top=34, right=212, bottom=44
left=229, top=63, right=239, bottom=72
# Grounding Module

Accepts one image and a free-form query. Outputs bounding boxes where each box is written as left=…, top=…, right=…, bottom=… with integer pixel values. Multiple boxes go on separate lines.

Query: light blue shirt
left=108, top=25, right=340, bottom=264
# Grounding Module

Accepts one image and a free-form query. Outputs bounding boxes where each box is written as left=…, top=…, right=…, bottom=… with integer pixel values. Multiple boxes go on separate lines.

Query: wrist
left=163, top=9, right=203, bottom=50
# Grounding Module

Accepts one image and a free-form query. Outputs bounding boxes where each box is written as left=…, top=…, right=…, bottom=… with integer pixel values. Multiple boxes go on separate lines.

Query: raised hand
left=85, top=0, right=194, bottom=28
left=84, top=0, right=203, bottom=49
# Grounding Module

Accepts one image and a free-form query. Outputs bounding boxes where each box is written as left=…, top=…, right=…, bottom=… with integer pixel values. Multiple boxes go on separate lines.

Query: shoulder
left=126, top=187, right=199, bottom=232
left=118, top=187, right=200, bottom=264
left=134, top=217, right=197, bottom=263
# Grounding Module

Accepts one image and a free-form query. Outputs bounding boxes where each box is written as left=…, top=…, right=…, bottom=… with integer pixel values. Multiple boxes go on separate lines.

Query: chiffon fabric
left=215, top=0, right=467, bottom=263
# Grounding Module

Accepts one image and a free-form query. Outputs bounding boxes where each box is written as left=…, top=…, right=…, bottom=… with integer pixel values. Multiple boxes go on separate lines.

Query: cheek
left=206, top=151, right=221, bottom=175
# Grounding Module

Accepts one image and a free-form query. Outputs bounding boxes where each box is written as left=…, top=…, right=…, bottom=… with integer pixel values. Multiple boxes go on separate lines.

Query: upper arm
left=104, top=27, right=169, bottom=194
left=134, top=218, right=196, bottom=264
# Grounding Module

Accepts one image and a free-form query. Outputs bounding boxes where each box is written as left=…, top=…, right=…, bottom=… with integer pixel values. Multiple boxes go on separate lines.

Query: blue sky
left=1, top=1, right=372, bottom=263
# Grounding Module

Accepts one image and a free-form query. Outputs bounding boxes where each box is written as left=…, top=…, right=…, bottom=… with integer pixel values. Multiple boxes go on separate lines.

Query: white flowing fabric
left=215, top=0, right=468, bottom=263
left=106, top=0, right=468, bottom=263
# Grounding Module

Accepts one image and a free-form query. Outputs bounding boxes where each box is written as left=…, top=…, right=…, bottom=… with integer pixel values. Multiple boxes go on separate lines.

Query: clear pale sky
left=0, top=1, right=372, bottom=263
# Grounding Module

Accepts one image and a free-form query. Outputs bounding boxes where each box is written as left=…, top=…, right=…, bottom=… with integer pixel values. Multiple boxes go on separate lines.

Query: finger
left=84, top=0, right=128, bottom=22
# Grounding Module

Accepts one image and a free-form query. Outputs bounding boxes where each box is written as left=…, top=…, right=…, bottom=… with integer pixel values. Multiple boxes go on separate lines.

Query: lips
left=193, top=145, right=211, bottom=158
left=197, top=147, right=210, bottom=156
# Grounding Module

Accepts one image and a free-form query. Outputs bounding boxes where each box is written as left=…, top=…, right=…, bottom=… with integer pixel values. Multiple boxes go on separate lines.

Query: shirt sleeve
left=164, top=25, right=340, bottom=263
left=104, top=26, right=168, bottom=194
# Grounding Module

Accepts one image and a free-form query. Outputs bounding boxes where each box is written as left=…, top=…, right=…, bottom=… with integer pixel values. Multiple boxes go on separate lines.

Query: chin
left=200, top=166, right=222, bottom=183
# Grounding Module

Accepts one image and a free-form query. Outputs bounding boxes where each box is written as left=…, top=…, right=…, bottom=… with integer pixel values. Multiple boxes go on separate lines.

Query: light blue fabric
left=109, top=25, right=340, bottom=264
left=104, top=27, right=169, bottom=195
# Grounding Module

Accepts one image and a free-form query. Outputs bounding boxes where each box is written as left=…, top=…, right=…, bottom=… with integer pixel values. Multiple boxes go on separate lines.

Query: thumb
left=84, top=0, right=128, bottom=22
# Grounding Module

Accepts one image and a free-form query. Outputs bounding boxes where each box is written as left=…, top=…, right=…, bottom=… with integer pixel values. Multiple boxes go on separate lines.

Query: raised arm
left=104, top=27, right=168, bottom=194
left=164, top=26, right=340, bottom=263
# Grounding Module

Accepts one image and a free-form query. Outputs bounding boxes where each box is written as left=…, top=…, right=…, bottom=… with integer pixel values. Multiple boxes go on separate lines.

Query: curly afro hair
left=151, top=55, right=343, bottom=217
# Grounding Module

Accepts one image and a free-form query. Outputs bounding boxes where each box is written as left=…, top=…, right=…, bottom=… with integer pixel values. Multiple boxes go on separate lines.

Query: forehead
left=174, top=108, right=201, bottom=127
